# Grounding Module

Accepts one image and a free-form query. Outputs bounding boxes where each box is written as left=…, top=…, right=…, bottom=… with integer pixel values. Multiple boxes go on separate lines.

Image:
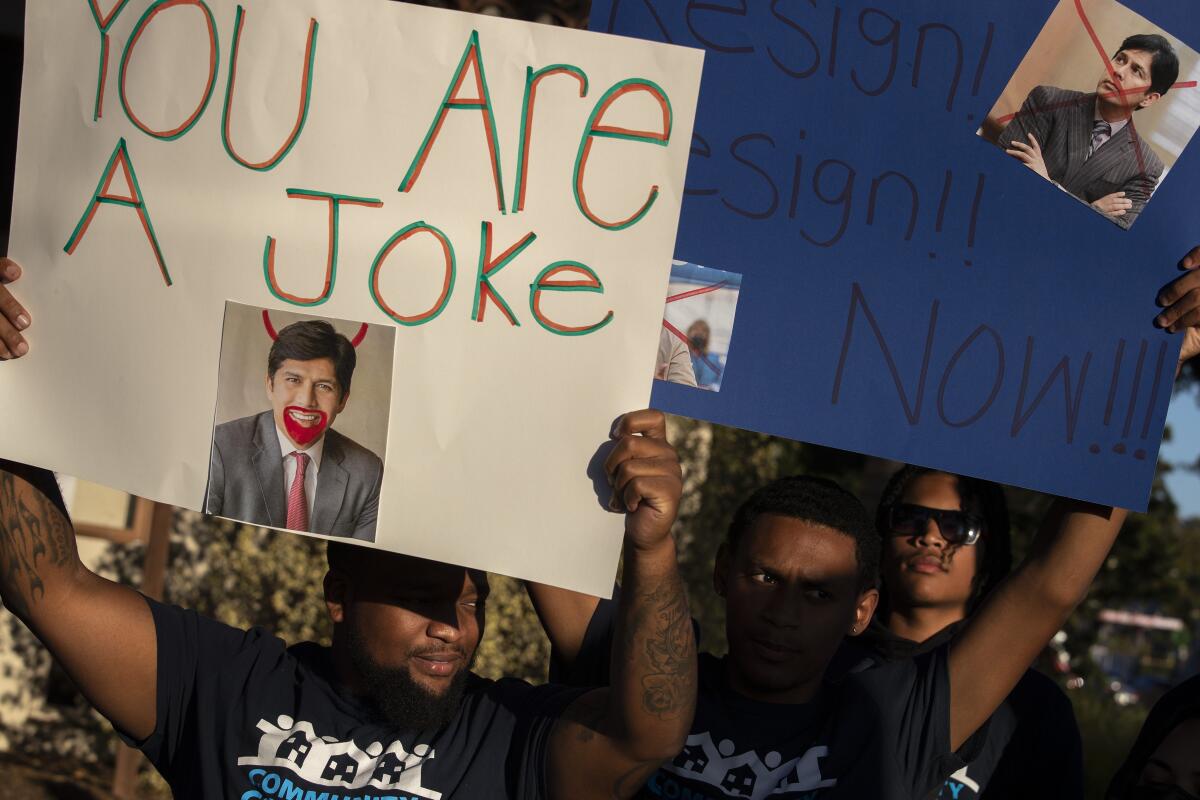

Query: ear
left=335, top=389, right=350, bottom=415
left=713, top=542, right=731, bottom=599
left=324, top=569, right=348, bottom=624
left=1138, top=91, right=1163, bottom=110
left=265, top=372, right=275, bottom=399
left=849, top=587, right=880, bottom=636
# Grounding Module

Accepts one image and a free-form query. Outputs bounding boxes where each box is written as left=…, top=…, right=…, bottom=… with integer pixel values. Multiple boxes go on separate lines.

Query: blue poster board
left=593, top=0, right=1198, bottom=510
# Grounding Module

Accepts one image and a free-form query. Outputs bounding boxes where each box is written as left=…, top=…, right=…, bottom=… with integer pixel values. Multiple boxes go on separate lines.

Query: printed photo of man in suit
left=996, top=34, right=1179, bottom=229
left=205, top=320, right=383, bottom=541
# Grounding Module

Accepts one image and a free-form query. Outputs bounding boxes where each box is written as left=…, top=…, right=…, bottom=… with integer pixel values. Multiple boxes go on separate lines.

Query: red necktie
left=286, top=451, right=310, bottom=532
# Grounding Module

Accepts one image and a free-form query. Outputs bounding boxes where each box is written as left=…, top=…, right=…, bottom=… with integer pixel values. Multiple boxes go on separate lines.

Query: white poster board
left=1, top=0, right=703, bottom=596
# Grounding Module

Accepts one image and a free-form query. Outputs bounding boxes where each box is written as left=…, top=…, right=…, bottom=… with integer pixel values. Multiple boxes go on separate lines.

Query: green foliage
left=0, top=614, right=118, bottom=766
left=473, top=575, right=549, bottom=684
left=1071, top=684, right=1146, bottom=800
left=152, top=512, right=333, bottom=645
left=1181, top=356, right=1199, bottom=392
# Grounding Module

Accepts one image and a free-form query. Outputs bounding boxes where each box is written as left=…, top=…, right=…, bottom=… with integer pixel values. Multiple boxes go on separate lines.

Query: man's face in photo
left=1097, top=49, right=1163, bottom=116
left=266, top=356, right=348, bottom=449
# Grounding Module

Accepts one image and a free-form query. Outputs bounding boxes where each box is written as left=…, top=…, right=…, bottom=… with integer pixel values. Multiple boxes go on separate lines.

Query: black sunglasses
left=886, top=503, right=984, bottom=546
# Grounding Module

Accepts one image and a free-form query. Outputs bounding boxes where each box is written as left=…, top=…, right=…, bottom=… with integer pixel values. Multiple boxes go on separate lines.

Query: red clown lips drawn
left=261, top=310, right=369, bottom=448
left=283, top=406, right=328, bottom=446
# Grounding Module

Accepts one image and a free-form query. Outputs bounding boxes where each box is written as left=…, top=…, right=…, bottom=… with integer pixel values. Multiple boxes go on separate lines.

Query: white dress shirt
left=276, top=424, right=324, bottom=523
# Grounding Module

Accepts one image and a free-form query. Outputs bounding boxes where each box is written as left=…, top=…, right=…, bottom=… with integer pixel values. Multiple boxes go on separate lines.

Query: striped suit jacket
left=997, top=85, right=1164, bottom=229
left=205, top=410, right=382, bottom=541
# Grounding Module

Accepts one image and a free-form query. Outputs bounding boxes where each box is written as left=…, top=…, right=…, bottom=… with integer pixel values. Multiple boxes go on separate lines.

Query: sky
left=1161, top=385, right=1200, bottom=520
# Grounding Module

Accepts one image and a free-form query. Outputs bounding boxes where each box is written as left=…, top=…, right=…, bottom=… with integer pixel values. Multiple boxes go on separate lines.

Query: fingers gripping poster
left=596, top=0, right=1200, bottom=510
left=2, top=0, right=703, bottom=595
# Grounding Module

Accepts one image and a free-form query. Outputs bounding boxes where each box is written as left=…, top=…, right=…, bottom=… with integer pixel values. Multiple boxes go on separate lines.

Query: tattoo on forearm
left=0, top=473, right=69, bottom=618
left=638, top=578, right=695, bottom=720
left=39, top=492, right=72, bottom=568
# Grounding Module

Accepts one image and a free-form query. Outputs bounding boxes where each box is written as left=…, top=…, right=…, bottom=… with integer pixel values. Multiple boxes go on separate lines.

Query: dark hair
left=326, top=542, right=490, bottom=596
left=1117, top=34, right=1180, bottom=97
left=268, top=320, right=356, bottom=399
left=875, top=466, right=1011, bottom=613
left=327, top=540, right=365, bottom=574
left=727, top=475, right=880, bottom=591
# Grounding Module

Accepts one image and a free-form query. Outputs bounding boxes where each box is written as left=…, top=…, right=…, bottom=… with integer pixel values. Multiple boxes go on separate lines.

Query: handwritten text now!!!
left=65, top=0, right=676, bottom=336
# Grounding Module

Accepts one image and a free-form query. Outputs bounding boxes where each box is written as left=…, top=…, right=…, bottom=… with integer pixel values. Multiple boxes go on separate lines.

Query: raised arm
left=947, top=499, right=1125, bottom=749
left=526, top=580, right=599, bottom=668
left=0, top=259, right=157, bottom=740
left=546, top=410, right=697, bottom=800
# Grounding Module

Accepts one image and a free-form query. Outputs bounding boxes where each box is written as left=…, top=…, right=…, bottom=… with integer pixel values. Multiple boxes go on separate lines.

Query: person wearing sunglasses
left=827, top=468, right=1083, bottom=800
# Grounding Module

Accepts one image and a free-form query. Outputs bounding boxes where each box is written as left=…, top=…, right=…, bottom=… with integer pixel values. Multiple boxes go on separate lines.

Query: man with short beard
left=0, top=410, right=694, bottom=799
left=0, top=257, right=697, bottom=800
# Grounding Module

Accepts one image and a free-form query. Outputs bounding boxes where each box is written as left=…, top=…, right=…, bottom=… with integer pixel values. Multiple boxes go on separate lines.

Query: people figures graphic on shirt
left=275, top=729, right=313, bottom=766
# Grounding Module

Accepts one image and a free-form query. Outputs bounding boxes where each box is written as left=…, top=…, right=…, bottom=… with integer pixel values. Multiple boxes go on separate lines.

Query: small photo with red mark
left=204, top=301, right=396, bottom=542
left=656, top=261, right=743, bottom=393
left=978, top=0, right=1200, bottom=230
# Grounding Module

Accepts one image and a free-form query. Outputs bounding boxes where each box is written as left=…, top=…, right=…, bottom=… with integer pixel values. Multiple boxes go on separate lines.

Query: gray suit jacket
left=997, top=85, right=1164, bottom=229
left=205, top=411, right=382, bottom=541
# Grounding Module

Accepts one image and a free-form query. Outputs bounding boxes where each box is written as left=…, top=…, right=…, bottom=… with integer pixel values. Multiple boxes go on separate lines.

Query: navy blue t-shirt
left=832, top=619, right=1084, bottom=800
left=127, top=597, right=582, bottom=800
left=559, top=597, right=978, bottom=800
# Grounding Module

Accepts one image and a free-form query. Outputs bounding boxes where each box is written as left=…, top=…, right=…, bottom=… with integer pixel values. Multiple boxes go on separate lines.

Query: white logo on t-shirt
left=939, top=765, right=981, bottom=799
left=661, top=731, right=837, bottom=798
left=236, top=715, right=442, bottom=798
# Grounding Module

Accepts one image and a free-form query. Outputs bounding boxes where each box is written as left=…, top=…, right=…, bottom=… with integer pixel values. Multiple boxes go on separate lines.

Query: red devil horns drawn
left=261, top=310, right=369, bottom=348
